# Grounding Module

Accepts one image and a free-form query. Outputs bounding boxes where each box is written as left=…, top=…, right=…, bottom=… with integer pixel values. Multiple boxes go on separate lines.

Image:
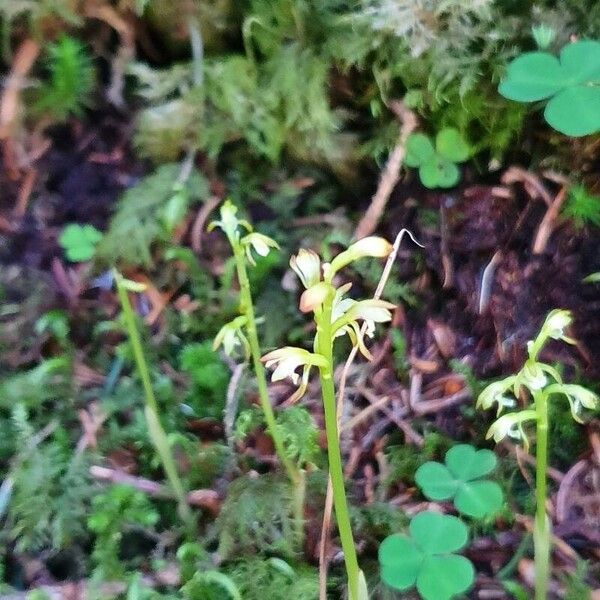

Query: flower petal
left=300, top=282, right=333, bottom=313
left=345, top=300, right=396, bottom=323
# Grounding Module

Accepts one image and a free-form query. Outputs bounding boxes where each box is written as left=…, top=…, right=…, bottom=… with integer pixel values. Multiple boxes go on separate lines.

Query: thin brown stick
left=191, top=195, right=222, bottom=253
left=353, top=102, right=417, bottom=239
left=555, top=459, right=587, bottom=523
left=0, top=39, right=40, bottom=140
left=532, top=186, right=568, bottom=254
left=90, top=465, right=219, bottom=513
left=14, top=168, right=36, bottom=217
left=318, top=229, right=422, bottom=600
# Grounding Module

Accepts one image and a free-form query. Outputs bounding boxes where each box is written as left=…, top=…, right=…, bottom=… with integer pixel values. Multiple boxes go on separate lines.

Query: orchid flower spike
left=262, top=346, right=328, bottom=404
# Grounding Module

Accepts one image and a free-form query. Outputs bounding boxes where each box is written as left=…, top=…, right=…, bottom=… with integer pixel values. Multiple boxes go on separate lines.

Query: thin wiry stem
left=533, top=390, right=550, bottom=600
left=230, top=240, right=305, bottom=543
left=114, top=272, right=194, bottom=534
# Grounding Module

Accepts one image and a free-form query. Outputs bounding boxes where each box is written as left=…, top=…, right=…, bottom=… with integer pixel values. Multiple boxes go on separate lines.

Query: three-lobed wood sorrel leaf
left=415, top=444, right=504, bottom=519
left=379, top=512, right=474, bottom=600
left=404, top=128, right=471, bottom=189
left=499, top=40, right=600, bottom=136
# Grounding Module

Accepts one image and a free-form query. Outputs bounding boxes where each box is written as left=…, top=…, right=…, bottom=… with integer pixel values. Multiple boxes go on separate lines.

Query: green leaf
left=499, top=41, right=600, bottom=136
left=420, top=158, right=460, bottom=189
left=415, top=462, right=458, bottom=500
left=404, top=133, right=435, bottom=167
left=445, top=444, right=497, bottom=481
left=410, top=512, right=468, bottom=555
left=560, top=40, right=600, bottom=83
left=378, top=534, right=423, bottom=590
left=498, top=52, right=565, bottom=101
left=182, top=570, right=242, bottom=600
left=416, top=555, right=475, bottom=600
left=435, top=128, right=471, bottom=162
left=544, top=86, right=600, bottom=136
left=59, top=223, right=103, bottom=262
left=415, top=445, right=504, bottom=518
left=454, top=480, right=504, bottom=519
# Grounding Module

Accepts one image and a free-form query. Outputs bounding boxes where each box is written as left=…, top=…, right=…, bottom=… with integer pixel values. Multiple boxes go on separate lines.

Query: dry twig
left=532, top=186, right=568, bottom=254
left=90, top=465, right=220, bottom=514
left=353, top=102, right=417, bottom=239
left=191, top=195, right=222, bottom=253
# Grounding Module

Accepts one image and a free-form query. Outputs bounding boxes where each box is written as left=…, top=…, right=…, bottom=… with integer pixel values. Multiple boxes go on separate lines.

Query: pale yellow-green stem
left=115, top=273, right=195, bottom=534
left=533, top=389, right=550, bottom=600
left=315, top=290, right=360, bottom=600
left=229, top=241, right=305, bottom=542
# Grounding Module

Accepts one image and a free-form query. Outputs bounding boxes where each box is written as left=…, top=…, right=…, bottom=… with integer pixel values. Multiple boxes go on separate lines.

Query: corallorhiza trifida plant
left=262, top=237, right=396, bottom=600
left=209, top=201, right=306, bottom=542
left=477, top=309, right=598, bottom=600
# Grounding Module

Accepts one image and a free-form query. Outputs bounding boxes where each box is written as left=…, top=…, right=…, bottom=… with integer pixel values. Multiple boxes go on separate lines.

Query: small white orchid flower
left=530, top=309, right=575, bottom=359
left=327, top=236, right=393, bottom=277
left=546, top=383, right=599, bottom=423
left=543, top=309, right=574, bottom=341
left=290, top=249, right=321, bottom=289
left=213, top=315, right=250, bottom=358
left=520, top=361, right=547, bottom=391
left=344, top=300, right=396, bottom=324
left=487, top=409, right=537, bottom=450
left=332, top=299, right=395, bottom=334
left=331, top=298, right=396, bottom=360
left=262, top=346, right=328, bottom=403
left=241, top=232, right=279, bottom=266
left=477, top=375, right=517, bottom=415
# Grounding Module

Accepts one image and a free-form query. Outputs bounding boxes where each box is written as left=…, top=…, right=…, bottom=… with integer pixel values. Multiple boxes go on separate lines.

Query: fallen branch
left=90, top=465, right=220, bottom=515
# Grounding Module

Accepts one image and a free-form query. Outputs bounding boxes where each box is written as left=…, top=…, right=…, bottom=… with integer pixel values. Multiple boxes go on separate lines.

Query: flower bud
left=290, top=249, right=321, bottom=289
left=328, top=236, right=392, bottom=277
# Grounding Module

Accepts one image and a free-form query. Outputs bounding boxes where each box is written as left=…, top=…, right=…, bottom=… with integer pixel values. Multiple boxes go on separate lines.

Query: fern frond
left=97, top=163, right=209, bottom=266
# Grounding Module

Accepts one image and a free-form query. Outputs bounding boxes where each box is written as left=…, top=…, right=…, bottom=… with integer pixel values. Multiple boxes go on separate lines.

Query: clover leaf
left=59, top=223, right=103, bottom=262
left=498, top=40, right=600, bottom=136
left=415, top=444, right=504, bottom=519
left=404, top=128, right=471, bottom=189
left=379, top=512, right=474, bottom=600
